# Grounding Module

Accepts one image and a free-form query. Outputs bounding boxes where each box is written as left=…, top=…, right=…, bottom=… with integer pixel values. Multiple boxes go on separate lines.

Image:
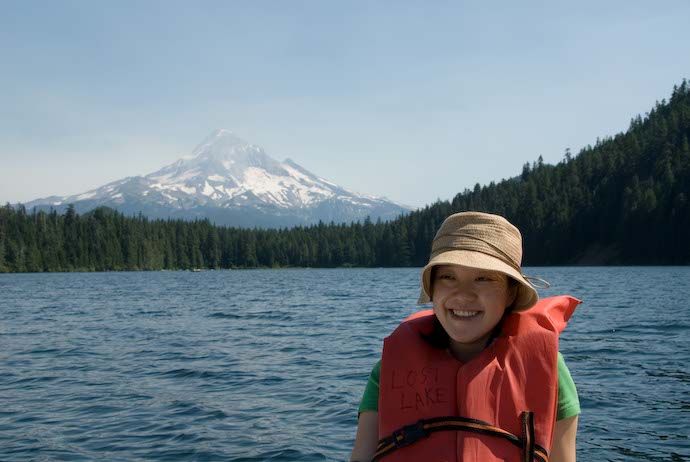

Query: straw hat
left=418, top=211, right=545, bottom=312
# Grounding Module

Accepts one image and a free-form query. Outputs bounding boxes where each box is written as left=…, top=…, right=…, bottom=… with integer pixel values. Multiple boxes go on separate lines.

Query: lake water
left=1, top=268, right=689, bottom=461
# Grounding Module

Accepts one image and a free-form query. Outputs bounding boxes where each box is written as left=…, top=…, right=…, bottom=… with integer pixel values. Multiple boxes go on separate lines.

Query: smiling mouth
left=450, top=309, right=480, bottom=319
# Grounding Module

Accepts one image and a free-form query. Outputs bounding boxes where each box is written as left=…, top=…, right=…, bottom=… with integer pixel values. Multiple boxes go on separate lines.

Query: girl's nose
left=447, top=282, right=477, bottom=303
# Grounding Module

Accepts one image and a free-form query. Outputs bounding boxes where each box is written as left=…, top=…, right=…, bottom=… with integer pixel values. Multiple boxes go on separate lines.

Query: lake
left=1, top=268, right=689, bottom=461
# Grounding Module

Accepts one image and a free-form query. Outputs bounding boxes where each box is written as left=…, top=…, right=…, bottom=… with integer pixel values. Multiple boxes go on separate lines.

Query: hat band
left=430, top=234, right=522, bottom=274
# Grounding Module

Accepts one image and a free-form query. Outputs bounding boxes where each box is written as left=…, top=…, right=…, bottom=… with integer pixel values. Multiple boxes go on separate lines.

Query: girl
left=351, top=212, right=580, bottom=462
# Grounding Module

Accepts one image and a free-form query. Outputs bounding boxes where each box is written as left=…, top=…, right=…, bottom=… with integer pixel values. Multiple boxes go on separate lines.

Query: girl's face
left=431, top=265, right=515, bottom=361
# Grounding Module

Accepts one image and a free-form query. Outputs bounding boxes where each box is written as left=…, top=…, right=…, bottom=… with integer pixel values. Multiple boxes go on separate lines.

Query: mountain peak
left=190, top=129, right=255, bottom=160
left=209, top=128, right=245, bottom=144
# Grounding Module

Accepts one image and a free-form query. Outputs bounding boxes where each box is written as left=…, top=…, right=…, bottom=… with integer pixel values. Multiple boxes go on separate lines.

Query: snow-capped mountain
left=24, top=130, right=410, bottom=228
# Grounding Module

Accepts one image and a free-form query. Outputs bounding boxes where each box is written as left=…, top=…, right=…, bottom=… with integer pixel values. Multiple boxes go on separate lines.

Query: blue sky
left=1, top=1, right=688, bottom=208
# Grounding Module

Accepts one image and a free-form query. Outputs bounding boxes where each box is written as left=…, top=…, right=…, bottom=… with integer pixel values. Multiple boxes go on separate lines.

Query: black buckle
left=392, top=420, right=428, bottom=448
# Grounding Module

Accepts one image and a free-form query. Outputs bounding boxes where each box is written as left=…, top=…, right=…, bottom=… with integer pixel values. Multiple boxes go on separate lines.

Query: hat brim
left=417, top=250, right=539, bottom=312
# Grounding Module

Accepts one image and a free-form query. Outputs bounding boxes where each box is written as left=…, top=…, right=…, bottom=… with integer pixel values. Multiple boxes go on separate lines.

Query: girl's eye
left=475, top=276, right=495, bottom=282
left=438, top=273, right=454, bottom=280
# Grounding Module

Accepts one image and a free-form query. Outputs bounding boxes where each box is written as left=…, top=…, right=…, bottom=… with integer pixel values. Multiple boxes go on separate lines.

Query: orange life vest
left=377, top=296, right=580, bottom=462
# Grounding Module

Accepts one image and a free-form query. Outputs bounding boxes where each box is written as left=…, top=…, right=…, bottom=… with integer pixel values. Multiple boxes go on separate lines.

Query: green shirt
left=359, top=352, right=580, bottom=421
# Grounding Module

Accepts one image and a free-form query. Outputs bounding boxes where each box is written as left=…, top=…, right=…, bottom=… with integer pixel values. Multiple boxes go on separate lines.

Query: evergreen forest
left=1, top=81, right=689, bottom=272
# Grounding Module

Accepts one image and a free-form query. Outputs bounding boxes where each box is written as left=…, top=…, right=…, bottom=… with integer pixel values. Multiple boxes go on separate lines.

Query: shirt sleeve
left=358, top=360, right=381, bottom=414
left=556, top=352, right=581, bottom=420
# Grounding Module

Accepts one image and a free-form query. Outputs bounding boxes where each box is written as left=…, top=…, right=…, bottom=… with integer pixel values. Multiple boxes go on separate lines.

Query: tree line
left=1, top=80, right=689, bottom=272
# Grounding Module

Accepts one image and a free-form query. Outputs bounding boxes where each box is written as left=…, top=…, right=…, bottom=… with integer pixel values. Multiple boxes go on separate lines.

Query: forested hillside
left=1, top=81, right=688, bottom=272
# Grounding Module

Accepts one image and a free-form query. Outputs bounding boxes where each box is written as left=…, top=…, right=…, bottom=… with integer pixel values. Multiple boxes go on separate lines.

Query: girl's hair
left=420, top=266, right=519, bottom=350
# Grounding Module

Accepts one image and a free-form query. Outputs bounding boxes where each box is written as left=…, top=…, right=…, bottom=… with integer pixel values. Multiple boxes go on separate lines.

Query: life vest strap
left=373, top=412, right=548, bottom=462
left=522, top=410, right=536, bottom=462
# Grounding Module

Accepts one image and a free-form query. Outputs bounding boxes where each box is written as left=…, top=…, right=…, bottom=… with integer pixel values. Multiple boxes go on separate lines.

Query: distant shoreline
left=2, top=264, right=688, bottom=275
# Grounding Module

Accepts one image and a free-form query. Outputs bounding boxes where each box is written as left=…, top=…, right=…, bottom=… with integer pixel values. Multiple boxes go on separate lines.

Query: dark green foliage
left=0, top=204, right=411, bottom=271
left=442, top=80, right=690, bottom=265
left=1, top=81, right=689, bottom=272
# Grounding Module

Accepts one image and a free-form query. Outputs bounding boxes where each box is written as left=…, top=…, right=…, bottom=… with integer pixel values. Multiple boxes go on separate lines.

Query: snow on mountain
left=23, top=130, right=410, bottom=228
